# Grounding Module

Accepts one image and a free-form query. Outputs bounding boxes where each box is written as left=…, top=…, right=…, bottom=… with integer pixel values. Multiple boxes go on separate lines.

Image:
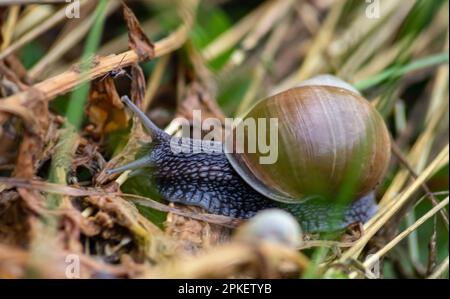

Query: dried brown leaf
left=96, top=65, right=149, bottom=184
left=0, top=191, right=30, bottom=247
left=14, top=95, right=49, bottom=179
left=87, top=77, right=128, bottom=136
left=340, top=222, right=364, bottom=244
left=131, top=63, right=146, bottom=106
left=176, top=82, right=225, bottom=125
left=122, top=2, right=155, bottom=61
left=0, top=117, right=21, bottom=167
left=72, top=141, right=106, bottom=176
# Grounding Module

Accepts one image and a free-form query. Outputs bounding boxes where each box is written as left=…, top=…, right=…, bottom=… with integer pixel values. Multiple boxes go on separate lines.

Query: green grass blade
left=66, top=0, right=108, bottom=128
left=355, top=53, right=449, bottom=91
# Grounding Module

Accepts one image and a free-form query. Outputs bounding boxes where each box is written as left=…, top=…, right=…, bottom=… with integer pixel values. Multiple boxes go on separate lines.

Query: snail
left=234, top=209, right=303, bottom=249
left=106, top=75, right=391, bottom=233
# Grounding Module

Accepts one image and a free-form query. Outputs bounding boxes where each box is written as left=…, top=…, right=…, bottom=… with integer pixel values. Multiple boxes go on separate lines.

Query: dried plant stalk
left=0, top=0, right=199, bottom=120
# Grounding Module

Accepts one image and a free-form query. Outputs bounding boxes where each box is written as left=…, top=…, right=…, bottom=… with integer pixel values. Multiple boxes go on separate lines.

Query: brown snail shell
left=225, top=76, right=391, bottom=204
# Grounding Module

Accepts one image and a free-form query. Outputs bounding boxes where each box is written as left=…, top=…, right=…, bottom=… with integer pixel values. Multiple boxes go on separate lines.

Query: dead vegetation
left=0, top=0, right=448, bottom=279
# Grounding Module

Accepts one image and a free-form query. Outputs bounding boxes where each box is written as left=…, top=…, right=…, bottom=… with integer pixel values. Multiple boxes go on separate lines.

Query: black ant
left=99, top=54, right=133, bottom=82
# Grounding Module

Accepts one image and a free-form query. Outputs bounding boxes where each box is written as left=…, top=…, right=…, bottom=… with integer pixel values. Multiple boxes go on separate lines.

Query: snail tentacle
left=106, top=155, right=153, bottom=175
left=120, top=95, right=169, bottom=142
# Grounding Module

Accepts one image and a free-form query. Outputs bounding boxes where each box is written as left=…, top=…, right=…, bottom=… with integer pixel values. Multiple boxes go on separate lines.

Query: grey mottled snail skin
left=106, top=76, right=391, bottom=233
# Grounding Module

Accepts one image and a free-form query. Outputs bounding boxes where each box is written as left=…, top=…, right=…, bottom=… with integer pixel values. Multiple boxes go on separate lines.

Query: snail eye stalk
left=120, top=95, right=168, bottom=141
left=105, top=96, right=170, bottom=175
left=105, top=156, right=153, bottom=175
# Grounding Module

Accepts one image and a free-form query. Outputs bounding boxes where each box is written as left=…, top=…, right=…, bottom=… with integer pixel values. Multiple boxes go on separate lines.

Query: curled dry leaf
left=96, top=64, right=150, bottom=184
left=0, top=117, right=21, bottom=168
left=14, top=93, right=49, bottom=179
left=7, top=56, right=30, bottom=83
left=87, top=76, right=128, bottom=136
left=72, top=141, right=106, bottom=177
left=0, top=191, right=30, bottom=247
left=3, top=55, right=31, bottom=85
left=176, top=82, right=225, bottom=127
left=131, top=63, right=146, bottom=107
left=340, top=222, right=365, bottom=244
left=122, top=2, right=155, bottom=61
left=0, top=57, right=31, bottom=168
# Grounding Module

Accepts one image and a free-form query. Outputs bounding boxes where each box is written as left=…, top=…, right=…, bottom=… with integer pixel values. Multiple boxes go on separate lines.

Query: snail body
left=107, top=75, right=390, bottom=233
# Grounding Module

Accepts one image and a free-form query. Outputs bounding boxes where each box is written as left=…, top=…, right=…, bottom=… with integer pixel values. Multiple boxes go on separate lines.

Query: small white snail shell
left=234, top=209, right=303, bottom=248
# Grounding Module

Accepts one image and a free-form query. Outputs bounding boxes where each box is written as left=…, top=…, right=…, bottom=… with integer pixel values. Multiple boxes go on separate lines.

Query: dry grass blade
left=364, top=197, right=448, bottom=268
left=0, top=5, right=20, bottom=50
left=217, top=0, right=294, bottom=77
left=428, top=256, right=449, bottom=279
left=381, top=59, right=449, bottom=206
left=341, top=144, right=449, bottom=261
left=0, top=0, right=89, bottom=61
left=201, top=0, right=275, bottom=61
left=28, top=1, right=120, bottom=80
left=328, top=0, right=402, bottom=61
left=235, top=18, right=290, bottom=116
left=337, top=1, right=415, bottom=79
left=272, top=0, right=344, bottom=94
left=0, top=177, right=240, bottom=228
left=0, top=0, right=198, bottom=117
left=391, top=141, right=449, bottom=229
left=142, top=54, right=170, bottom=111
left=144, top=242, right=309, bottom=278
